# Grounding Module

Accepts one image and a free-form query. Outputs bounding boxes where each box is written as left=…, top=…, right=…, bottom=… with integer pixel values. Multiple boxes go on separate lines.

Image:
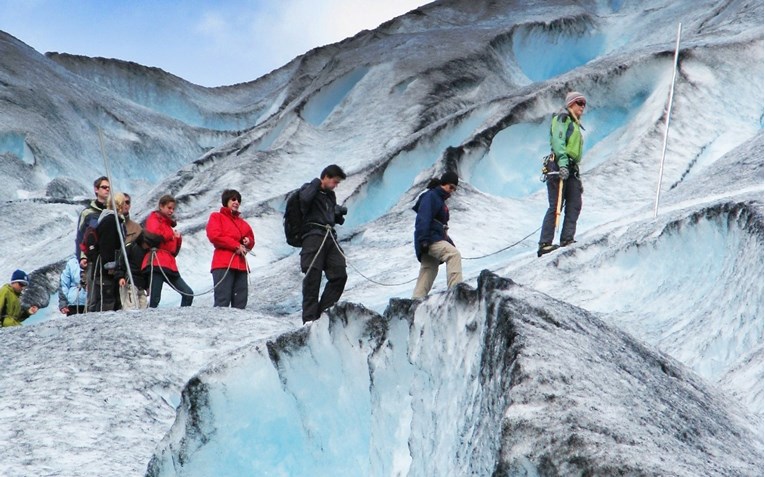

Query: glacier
left=0, top=0, right=762, bottom=475
left=145, top=272, right=761, bottom=476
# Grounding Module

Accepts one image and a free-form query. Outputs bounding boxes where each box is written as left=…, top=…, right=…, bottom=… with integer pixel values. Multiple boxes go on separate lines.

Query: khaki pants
left=413, top=240, right=462, bottom=298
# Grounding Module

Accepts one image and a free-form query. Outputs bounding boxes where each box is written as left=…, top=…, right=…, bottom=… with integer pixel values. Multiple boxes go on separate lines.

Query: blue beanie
left=11, top=269, right=29, bottom=286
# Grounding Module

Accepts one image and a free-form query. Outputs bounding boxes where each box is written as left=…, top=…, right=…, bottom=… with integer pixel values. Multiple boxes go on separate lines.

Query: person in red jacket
left=205, top=189, right=255, bottom=308
left=141, top=194, right=194, bottom=308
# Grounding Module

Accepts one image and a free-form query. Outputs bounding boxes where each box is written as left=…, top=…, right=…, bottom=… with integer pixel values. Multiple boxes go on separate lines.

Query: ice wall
left=146, top=272, right=761, bottom=476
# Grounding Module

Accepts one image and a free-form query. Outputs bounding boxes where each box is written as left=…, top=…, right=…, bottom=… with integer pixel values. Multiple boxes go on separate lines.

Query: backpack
left=283, top=189, right=304, bottom=247
left=138, top=216, right=164, bottom=249
left=80, top=226, right=99, bottom=260
left=79, top=211, right=101, bottom=260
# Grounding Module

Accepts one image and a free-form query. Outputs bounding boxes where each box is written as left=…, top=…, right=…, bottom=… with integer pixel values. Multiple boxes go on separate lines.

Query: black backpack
left=283, top=190, right=304, bottom=247
left=81, top=226, right=99, bottom=259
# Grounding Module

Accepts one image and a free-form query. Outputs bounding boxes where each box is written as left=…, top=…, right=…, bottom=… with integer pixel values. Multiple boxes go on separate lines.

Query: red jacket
left=141, top=210, right=182, bottom=272
left=206, top=207, right=255, bottom=272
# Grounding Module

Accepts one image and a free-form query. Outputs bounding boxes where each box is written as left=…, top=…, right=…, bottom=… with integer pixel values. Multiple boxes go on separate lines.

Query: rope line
left=462, top=226, right=541, bottom=260
left=303, top=224, right=539, bottom=287
left=328, top=229, right=419, bottom=287
left=148, top=249, right=246, bottom=298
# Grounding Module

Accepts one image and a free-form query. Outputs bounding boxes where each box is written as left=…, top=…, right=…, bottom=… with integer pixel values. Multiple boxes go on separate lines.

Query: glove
left=420, top=241, right=430, bottom=255
left=559, top=167, right=570, bottom=180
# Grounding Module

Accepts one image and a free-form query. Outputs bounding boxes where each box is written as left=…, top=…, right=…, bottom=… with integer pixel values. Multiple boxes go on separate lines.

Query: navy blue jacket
left=413, top=186, right=453, bottom=261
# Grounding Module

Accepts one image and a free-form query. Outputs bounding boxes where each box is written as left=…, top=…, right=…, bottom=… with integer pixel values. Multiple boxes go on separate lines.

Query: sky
left=0, top=0, right=428, bottom=87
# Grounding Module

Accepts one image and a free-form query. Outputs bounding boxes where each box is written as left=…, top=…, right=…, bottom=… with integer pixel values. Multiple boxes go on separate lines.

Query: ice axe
left=547, top=170, right=565, bottom=234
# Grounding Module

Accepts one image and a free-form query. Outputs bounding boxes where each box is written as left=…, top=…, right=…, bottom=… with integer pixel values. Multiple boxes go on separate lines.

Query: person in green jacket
left=1, top=270, right=39, bottom=327
left=538, top=91, right=587, bottom=257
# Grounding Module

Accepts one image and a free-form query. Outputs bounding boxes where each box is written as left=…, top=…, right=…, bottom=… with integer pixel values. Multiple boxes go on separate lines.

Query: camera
left=335, top=205, right=348, bottom=216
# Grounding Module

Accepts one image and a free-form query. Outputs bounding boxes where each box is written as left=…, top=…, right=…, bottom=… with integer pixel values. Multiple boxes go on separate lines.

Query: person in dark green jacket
left=538, top=91, right=587, bottom=257
left=1, top=270, right=39, bottom=327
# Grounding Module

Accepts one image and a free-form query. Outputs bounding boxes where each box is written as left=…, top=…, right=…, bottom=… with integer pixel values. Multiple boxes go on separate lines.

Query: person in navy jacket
left=206, top=189, right=255, bottom=309
left=412, top=171, right=463, bottom=298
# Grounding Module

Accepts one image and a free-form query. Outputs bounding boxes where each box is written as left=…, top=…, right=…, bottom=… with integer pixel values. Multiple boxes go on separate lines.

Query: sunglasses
left=574, top=100, right=586, bottom=107
left=124, top=200, right=131, bottom=205
left=99, top=185, right=110, bottom=190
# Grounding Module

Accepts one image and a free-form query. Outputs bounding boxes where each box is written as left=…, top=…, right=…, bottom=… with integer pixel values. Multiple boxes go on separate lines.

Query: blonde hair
left=107, top=192, right=126, bottom=210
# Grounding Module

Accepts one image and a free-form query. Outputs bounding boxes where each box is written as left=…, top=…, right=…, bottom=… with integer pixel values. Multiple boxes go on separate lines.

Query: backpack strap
left=554, top=112, right=576, bottom=146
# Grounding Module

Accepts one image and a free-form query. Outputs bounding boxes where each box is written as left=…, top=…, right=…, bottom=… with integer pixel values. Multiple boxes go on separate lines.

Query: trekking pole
left=654, top=22, right=682, bottom=219
left=98, top=127, right=139, bottom=307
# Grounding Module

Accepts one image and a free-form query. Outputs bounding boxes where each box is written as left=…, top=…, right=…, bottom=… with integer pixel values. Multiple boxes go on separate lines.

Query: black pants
left=149, top=270, right=193, bottom=308
left=300, top=234, right=347, bottom=323
left=212, top=269, right=248, bottom=309
left=66, top=305, right=86, bottom=316
left=539, top=176, right=583, bottom=245
left=88, top=270, right=120, bottom=312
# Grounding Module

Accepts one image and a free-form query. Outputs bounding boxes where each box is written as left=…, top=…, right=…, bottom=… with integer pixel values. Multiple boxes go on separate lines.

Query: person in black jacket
left=298, top=164, right=348, bottom=324
left=90, top=192, right=127, bottom=312
left=412, top=171, right=462, bottom=298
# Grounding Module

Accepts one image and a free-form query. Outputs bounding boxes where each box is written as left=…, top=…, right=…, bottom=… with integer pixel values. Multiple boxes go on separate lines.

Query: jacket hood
left=97, top=209, right=124, bottom=225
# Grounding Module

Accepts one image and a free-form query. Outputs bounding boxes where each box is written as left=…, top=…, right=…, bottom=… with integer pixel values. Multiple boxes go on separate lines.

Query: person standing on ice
left=75, top=176, right=110, bottom=308
left=121, top=192, right=142, bottom=244
left=298, top=164, right=348, bottom=324
left=412, top=171, right=463, bottom=298
left=537, top=91, right=587, bottom=257
left=142, top=195, right=194, bottom=308
left=206, top=189, right=255, bottom=309
left=88, top=192, right=128, bottom=312
left=115, top=193, right=149, bottom=310
left=0, top=270, right=39, bottom=327
left=58, top=255, right=88, bottom=315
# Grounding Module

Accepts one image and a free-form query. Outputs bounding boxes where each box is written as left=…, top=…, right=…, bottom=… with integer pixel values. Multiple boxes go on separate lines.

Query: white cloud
left=186, top=0, right=425, bottom=81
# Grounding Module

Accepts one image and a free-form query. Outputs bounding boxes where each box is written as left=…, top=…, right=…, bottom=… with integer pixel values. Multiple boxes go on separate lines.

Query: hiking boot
left=560, top=239, right=577, bottom=247
left=537, top=243, right=559, bottom=257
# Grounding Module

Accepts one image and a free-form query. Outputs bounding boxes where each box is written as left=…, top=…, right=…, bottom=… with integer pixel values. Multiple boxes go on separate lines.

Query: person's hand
left=242, top=237, right=250, bottom=247
left=28, top=306, right=39, bottom=315
left=79, top=258, right=88, bottom=268
left=236, top=245, right=248, bottom=255
left=119, top=278, right=127, bottom=287
left=559, top=167, right=569, bottom=180
left=60, top=307, right=69, bottom=315
left=420, top=241, right=430, bottom=255
left=173, top=230, right=181, bottom=238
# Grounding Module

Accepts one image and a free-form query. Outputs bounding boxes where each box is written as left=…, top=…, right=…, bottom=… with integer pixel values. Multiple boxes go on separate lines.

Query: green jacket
left=550, top=108, right=584, bottom=170
left=0, top=283, right=30, bottom=327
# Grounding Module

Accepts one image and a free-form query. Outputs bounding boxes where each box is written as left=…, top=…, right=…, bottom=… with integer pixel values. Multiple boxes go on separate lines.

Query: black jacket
left=299, top=178, right=345, bottom=238
left=116, top=240, right=149, bottom=289
left=96, top=211, right=126, bottom=267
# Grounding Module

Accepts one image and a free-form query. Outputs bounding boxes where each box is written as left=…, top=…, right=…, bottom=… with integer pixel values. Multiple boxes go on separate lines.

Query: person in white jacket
left=58, top=255, right=88, bottom=315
